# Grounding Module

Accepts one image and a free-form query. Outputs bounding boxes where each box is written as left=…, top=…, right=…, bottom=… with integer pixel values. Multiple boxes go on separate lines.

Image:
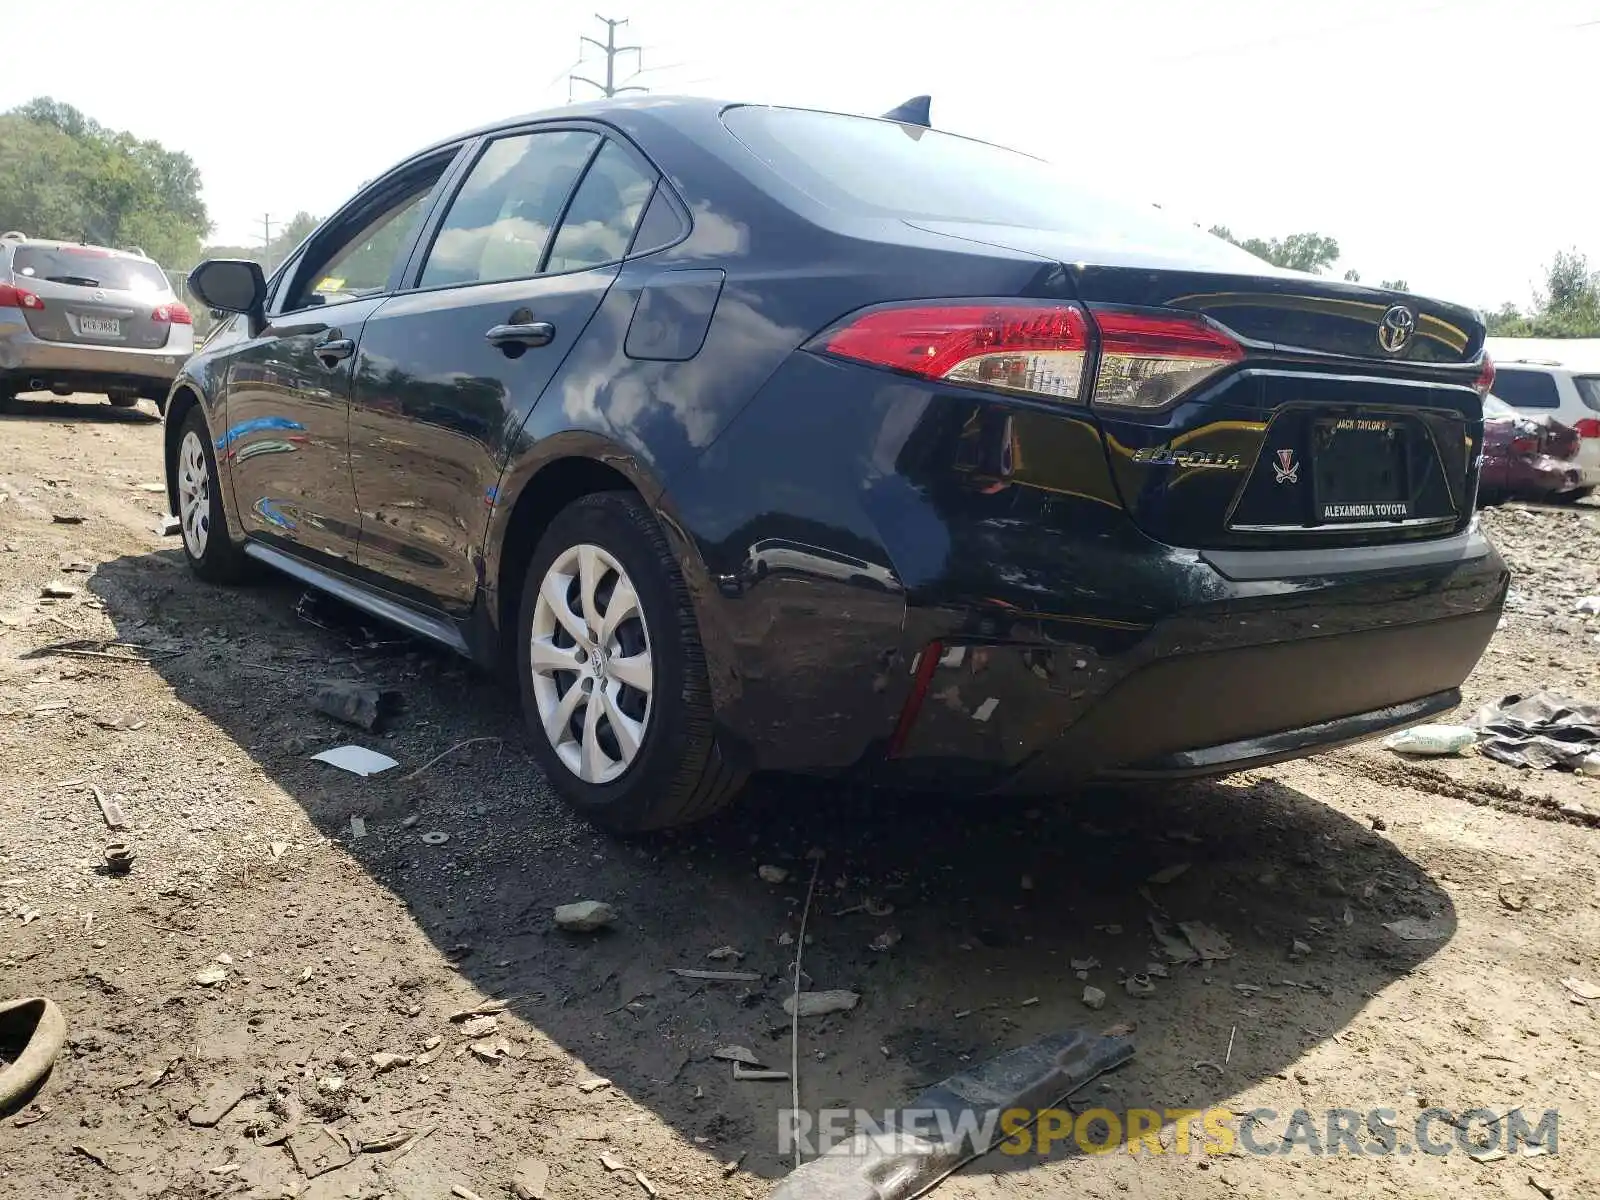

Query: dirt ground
left=1, top=393, right=1597, bottom=1200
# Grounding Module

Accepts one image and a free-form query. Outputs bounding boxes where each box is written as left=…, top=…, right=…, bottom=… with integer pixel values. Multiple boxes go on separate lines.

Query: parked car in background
left=1478, top=395, right=1586, bottom=505
left=168, top=96, right=1506, bottom=833
left=1479, top=343, right=1600, bottom=500
left=0, top=232, right=192, bottom=410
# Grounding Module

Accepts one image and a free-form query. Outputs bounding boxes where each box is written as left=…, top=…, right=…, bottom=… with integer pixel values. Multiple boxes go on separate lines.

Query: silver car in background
left=0, top=232, right=193, bottom=411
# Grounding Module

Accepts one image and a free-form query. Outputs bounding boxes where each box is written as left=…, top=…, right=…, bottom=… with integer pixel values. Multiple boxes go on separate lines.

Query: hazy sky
left=5, top=0, right=1596, bottom=310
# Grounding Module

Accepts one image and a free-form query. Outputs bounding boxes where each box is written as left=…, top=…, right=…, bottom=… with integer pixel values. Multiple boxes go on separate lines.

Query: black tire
left=172, top=407, right=249, bottom=584
left=108, top=393, right=139, bottom=408
left=1556, top=486, right=1595, bottom=505
left=516, top=491, right=746, bottom=832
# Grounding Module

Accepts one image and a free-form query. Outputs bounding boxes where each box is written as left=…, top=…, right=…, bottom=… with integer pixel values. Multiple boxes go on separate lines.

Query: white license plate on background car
left=77, top=316, right=120, bottom=337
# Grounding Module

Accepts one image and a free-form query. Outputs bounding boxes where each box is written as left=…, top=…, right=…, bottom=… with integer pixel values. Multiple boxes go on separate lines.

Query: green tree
left=1210, top=226, right=1341, bottom=274
left=1379, top=279, right=1409, bottom=292
left=0, top=98, right=209, bottom=269
left=1486, top=250, right=1600, bottom=338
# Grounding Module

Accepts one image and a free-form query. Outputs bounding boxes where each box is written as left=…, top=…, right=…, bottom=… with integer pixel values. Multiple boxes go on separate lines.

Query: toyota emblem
left=1377, top=304, right=1415, bottom=354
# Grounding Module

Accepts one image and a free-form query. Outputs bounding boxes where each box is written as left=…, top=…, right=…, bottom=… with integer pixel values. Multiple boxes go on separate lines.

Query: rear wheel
left=108, top=392, right=139, bottom=408
left=516, top=491, right=745, bottom=832
left=174, top=410, right=248, bottom=583
left=1557, top=486, right=1595, bottom=504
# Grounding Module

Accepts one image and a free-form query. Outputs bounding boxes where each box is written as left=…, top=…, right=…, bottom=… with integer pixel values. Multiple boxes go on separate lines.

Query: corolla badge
left=1273, top=449, right=1300, bottom=484
left=1377, top=304, right=1415, bottom=354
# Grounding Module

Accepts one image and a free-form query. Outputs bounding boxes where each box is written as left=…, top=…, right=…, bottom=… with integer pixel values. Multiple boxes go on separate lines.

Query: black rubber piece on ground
left=515, top=490, right=746, bottom=833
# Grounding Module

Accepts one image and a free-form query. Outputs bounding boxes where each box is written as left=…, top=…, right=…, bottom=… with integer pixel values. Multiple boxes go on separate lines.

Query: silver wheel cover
left=177, top=430, right=211, bottom=559
left=529, top=543, right=654, bottom=784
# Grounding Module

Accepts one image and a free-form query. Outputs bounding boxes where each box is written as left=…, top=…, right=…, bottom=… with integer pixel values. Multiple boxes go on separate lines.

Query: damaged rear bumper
left=879, top=527, right=1508, bottom=791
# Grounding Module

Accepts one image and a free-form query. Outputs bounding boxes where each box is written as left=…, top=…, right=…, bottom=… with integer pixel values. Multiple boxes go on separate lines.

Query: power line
left=569, top=14, right=647, bottom=100
left=256, top=213, right=282, bottom=271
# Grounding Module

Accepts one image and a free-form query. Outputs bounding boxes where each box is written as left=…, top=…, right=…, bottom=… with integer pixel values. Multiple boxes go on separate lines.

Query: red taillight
left=1474, top=354, right=1495, bottom=397
left=1088, top=306, right=1245, bottom=409
left=812, top=300, right=1246, bottom=408
left=816, top=303, right=1091, bottom=401
left=0, top=283, right=44, bottom=310
left=1511, top=435, right=1537, bottom=454
left=152, top=301, right=192, bottom=325
left=1576, top=418, right=1600, bottom=439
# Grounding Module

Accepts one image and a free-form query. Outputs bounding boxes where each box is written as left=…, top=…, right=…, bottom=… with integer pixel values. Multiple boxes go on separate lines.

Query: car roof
left=0, top=235, right=156, bottom=262
left=1487, top=337, right=1600, bottom=374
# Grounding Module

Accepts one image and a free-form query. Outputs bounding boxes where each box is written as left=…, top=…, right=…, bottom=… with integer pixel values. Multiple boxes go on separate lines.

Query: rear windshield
left=721, top=105, right=1245, bottom=255
left=10, top=246, right=170, bottom=294
left=1575, top=377, right=1600, bottom=412
left=1491, top=368, right=1560, bottom=409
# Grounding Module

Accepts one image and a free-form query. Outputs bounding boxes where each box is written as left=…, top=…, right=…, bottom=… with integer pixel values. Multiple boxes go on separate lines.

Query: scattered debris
left=101, top=842, right=134, bottom=875
left=448, top=999, right=510, bottom=1022
left=371, top=1052, right=412, bottom=1073
left=1382, top=724, right=1477, bottom=756
left=40, top=581, right=77, bottom=599
left=461, top=1015, right=499, bottom=1037
left=512, top=1159, right=550, bottom=1200
left=600, top=1151, right=628, bottom=1172
left=1500, top=883, right=1529, bottom=911
left=50, top=513, right=84, bottom=525
left=269, top=841, right=289, bottom=860
left=1383, top=915, right=1452, bottom=942
left=714, top=1046, right=762, bottom=1065
left=1124, top=973, right=1156, bottom=998
left=450, top=1185, right=484, bottom=1200
left=577, top=1077, right=611, bottom=1093
left=706, top=945, right=744, bottom=961
left=554, top=901, right=616, bottom=932
left=758, top=865, right=790, bottom=884
left=732, top=1063, right=790, bottom=1081
left=312, top=679, right=401, bottom=731
left=390, top=737, right=503, bottom=784
left=193, top=965, right=227, bottom=988
left=1147, top=863, right=1191, bottom=884
left=1527, top=1171, right=1557, bottom=1199
left=1470, top=690, right=1600, bottom=770
left=158, top=515, right=181, bottom=536
left=1562, top=977, right=1600, bottom=1001
left=722, top=1151, right=747, bottom=1177
left=421, top=831, right=450, bottom=845
left=1082, top=986, right=1107, bottom=1010
left=671, top=968, right=762, bottom=982
left=188, top=1079, right=251, bottom=1128
left=1069, top=956, right=1101, bottom=971
left=784, top=990, right=860, bottom=1018
left=869, top=928, right=902, bottom=952
left=0, top=998, right=67, bottom=1114
left=286, top=1128, right=354, bottom=1178
left=348, top=816, right=366, bottom=839
left=310, top=745, right=399, bottom=776
left=87, top=784, right=126, bottom=830
left=635, top=1170, right=660, bottom=1197
left=1291, top=938, right=1312, bottom=957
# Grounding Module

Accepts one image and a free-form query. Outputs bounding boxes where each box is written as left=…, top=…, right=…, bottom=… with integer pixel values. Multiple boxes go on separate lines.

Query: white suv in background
left=1483, top=340, right=1600, bottom=499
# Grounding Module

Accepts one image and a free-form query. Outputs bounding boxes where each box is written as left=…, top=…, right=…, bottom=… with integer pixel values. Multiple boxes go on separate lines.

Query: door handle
left=485, top=321, right=555, bottom=349
left=314, top=337, right=355, bottom=366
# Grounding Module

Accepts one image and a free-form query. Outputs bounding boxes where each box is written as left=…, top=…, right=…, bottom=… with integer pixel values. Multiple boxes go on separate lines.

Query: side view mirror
left=188, top=259, right=267, bottom=335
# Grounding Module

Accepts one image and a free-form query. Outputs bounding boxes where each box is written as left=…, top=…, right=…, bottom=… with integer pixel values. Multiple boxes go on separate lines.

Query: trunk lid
left=912, top=220, right=1488, bottom=550
left=10, top=245, right=177, bottom=350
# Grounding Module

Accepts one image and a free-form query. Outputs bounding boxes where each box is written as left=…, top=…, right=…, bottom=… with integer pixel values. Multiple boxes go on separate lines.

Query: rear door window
left=544, top=140, right=656, bottom=273
left=1492, top=368, right=1561, bottom=409
left=1575, top=377, right=1600, bottom=412
left=13, top=247, right=170, bottom=294
left=419, top=130, right=599, bottom=289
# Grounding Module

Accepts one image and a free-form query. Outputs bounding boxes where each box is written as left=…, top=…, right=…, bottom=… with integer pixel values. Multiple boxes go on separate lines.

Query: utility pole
left=570, top=14, right=646, bottom=99
left=256, top=213, right=282, bottom=271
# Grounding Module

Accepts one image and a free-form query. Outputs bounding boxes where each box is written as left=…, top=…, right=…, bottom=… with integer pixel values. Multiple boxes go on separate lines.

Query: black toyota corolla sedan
left=170, top=96, right=1507, bottom=831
